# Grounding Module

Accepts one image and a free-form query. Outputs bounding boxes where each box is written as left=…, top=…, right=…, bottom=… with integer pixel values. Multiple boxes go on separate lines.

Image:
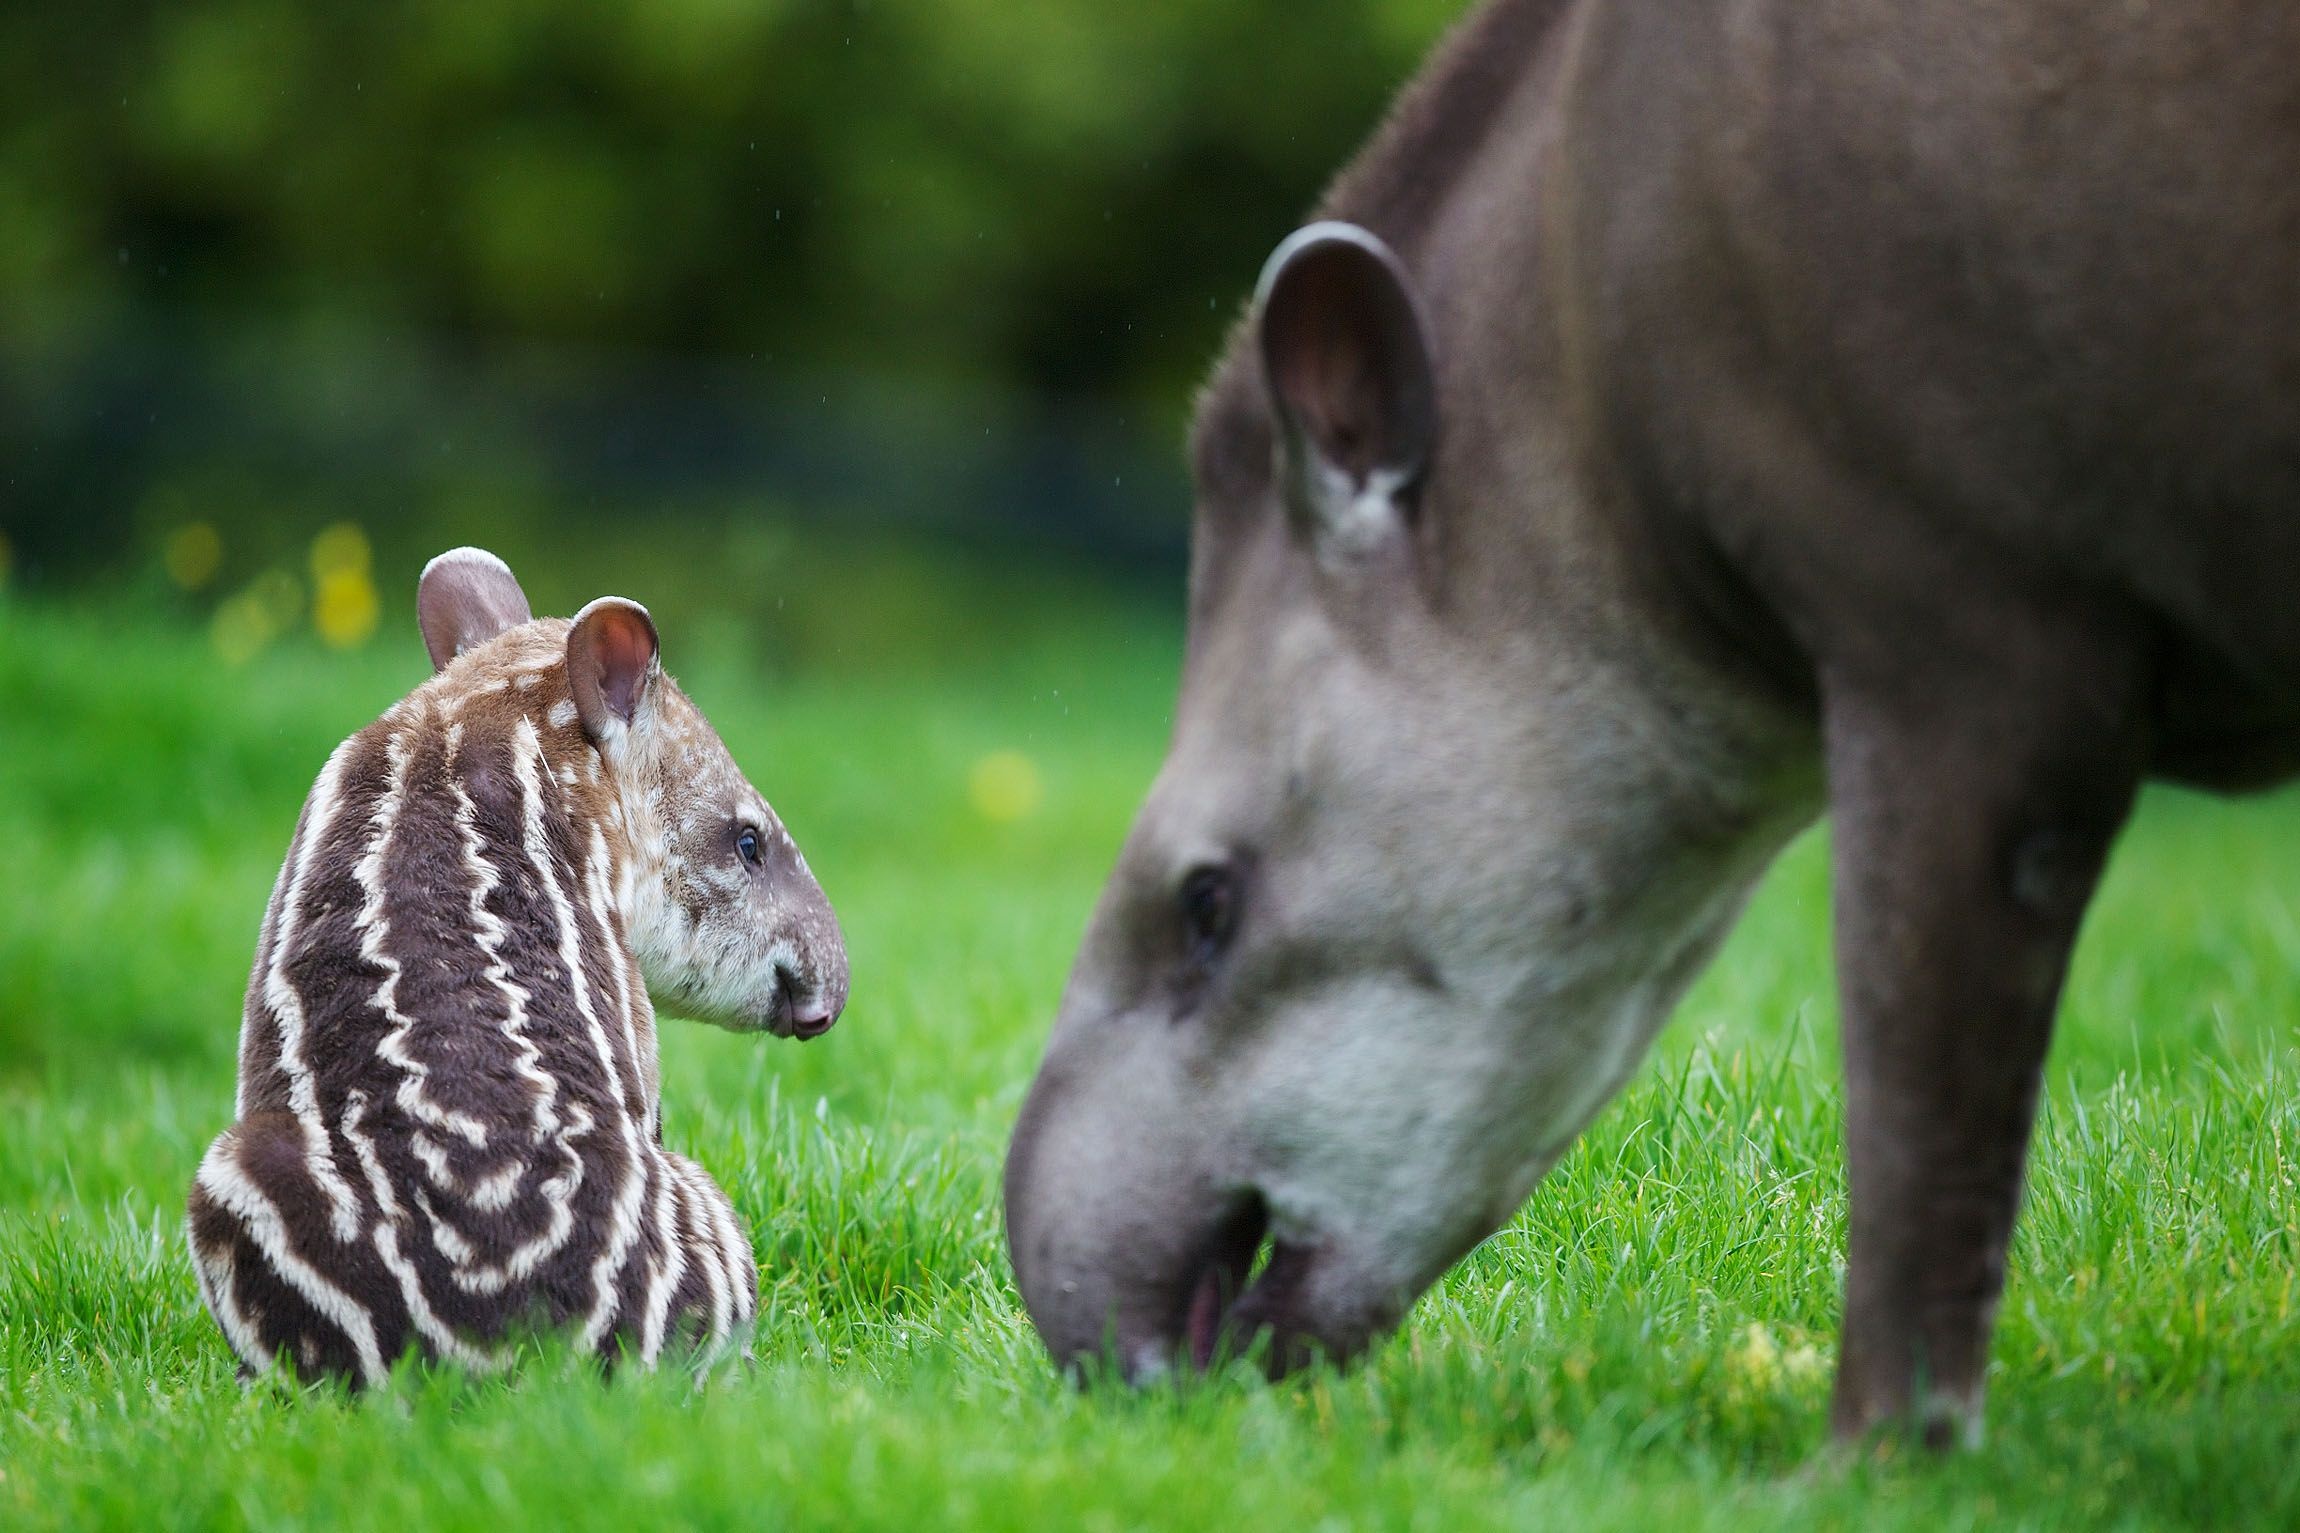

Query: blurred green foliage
left=1, top=0, right=1460, bottom=407
left=0, top=0, right=1471, bottom=601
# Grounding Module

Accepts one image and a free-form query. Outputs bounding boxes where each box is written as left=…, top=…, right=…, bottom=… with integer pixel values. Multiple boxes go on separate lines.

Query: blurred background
left=0, top=0, right=1468, bottom=1092
left=0, top=0, right=1466, bottom=649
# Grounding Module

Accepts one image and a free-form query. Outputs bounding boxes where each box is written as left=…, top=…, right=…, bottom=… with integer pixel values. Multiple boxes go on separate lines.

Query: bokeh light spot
left=969, top=750, right=1043, bottom=823
left=163, top=522, right=223, bottom=590
left=211, top=569, right=304, bottom=664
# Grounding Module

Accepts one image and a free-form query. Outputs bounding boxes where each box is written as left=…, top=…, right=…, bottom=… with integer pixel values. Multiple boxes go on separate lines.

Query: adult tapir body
left=1003, top=0, right=2300, bottom=1445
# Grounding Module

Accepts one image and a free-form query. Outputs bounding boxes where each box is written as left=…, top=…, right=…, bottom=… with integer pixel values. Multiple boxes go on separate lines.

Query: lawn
left=3, top=574, right=2297, bottom=1531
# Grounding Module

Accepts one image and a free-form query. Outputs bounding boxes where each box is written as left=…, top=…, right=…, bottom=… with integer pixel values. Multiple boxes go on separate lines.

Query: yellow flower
left=969, top=750, right=1043, bottom=823
left=313, top=567, right=380, bottom=649
left=309, top=522, right=372, bottom=581
left=1729, top=1321, right=1782, bottom=1389
left=1724, top=1321, right=1829, bottom=1399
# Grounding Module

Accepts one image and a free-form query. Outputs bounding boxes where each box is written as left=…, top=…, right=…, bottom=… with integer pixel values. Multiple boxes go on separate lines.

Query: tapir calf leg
left=186, top=1112, right=403, bottom=1386
left=1821, top=622, right=2146, bottom=1445
left=652, top=1151, right=761, bottom=1370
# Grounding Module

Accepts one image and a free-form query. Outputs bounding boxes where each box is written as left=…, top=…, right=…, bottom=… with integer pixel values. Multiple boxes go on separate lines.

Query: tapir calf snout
left=773, top=861, right=850, bottom=1039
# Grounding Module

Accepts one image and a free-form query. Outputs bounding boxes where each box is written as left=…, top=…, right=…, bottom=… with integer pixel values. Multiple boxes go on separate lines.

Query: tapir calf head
left=418, top=548, right=849, bottom=1038
left=1003, top=226, right=1798, bottom=1380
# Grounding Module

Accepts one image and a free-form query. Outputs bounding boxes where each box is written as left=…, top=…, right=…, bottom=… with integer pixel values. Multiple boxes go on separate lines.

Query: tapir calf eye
left=736, top=826, right=764, bottom=868
left=1178, top=864, right=1239, bottom=966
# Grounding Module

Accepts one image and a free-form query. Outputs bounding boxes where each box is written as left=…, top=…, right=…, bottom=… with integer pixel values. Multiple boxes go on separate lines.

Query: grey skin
left=1003, top=0, right=2300, bottom=1446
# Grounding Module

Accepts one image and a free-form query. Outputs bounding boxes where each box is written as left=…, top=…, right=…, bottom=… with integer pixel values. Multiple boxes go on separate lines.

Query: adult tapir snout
left=1003, top=1050, right=1125, bottom=1373
left=1003, top=986, right=1374, bottom=1382
left=1002, top=976, right=1227, bottom=1378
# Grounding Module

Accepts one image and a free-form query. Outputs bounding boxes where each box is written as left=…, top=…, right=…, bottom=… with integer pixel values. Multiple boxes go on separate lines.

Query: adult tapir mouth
left=1158, top=1190, right=1337, bottom=1379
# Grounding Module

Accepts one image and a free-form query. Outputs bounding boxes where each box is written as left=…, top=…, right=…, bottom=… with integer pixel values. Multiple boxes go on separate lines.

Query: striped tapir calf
left=186, top=548, right=848, bottom=1386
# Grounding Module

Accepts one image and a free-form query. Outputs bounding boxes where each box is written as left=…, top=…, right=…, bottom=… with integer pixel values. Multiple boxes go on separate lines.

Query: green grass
left=3, top=581, right=2297, bottom=1531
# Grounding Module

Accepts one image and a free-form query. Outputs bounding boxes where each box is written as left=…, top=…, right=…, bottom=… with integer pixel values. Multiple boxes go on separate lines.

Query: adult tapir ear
left=565, top=597, right=661, bottom=740
left=1255, top=221, right=1436, bottom=554
left=417, top=547, right=533, bottom=672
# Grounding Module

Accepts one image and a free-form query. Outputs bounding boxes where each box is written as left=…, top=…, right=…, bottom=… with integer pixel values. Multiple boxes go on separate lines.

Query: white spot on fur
left=410, top=1132, right=458, bottom=1193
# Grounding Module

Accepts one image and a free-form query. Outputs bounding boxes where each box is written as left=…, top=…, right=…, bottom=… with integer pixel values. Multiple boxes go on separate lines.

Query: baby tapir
left=186, top=548, right=848, bottom=1386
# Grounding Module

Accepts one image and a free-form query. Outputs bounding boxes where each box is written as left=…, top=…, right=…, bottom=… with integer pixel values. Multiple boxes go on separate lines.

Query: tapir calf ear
left=566, top=597, right=661, bottom=740
left=418, top=547, right=533, bottom=672
left=1255, top=221, right=1436, bottom=553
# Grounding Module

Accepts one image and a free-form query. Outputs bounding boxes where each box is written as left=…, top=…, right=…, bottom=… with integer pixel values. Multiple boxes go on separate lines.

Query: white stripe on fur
left=186, top=1212, right=275, bottom=1377
left=343, top=1091, right=506, bottom=1373
left=465, top=1159, right=526, bottom=1212
left=436, top=1099, right=596, bottom=1296
left=233, top=885, right=286, bottom=1123
left=673, top=1167, right=728, bottom=1354
left=706, top=1169, right=757, bottom=1324
left=195, top=1134, right=386, bottom=1385
left=339, top=1091, right=403, bottom=1222
left=446, top=720, right=572, bottom=1230
left=360, top=723, right=495, bottom=1157
left=260, top=743, right=367, bottom=1241
left=446, top=725, right=561, bottom=1131
left=586, top=825, right=650, bottom=1126
left=512, top=718, right=650, bottom=1351
left=684, top=1157, right=740, bottom=1349
left=637, top=1160, right=689, bottom=1365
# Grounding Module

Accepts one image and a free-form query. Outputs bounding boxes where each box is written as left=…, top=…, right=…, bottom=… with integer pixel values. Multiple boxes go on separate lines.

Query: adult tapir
left=1002, top=0, right=2300, bottom=1446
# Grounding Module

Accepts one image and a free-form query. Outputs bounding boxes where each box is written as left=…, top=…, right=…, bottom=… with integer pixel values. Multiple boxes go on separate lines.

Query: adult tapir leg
left=1821, top=618, right=2147, bottom=1446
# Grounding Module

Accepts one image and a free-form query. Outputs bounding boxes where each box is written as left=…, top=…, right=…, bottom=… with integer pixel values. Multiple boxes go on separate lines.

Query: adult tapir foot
left=1819, top=611, right=2146, bottom=1447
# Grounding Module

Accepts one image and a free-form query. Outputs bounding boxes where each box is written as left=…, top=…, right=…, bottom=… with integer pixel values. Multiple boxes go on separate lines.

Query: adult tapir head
left=1002, top=222, right=1810, bottom=1380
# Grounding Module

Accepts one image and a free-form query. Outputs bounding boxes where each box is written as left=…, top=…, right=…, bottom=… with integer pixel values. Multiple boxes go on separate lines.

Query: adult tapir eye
left=1178, top=864, right=1239, bottom=966
left=736, top=826, right=764, bottom=869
